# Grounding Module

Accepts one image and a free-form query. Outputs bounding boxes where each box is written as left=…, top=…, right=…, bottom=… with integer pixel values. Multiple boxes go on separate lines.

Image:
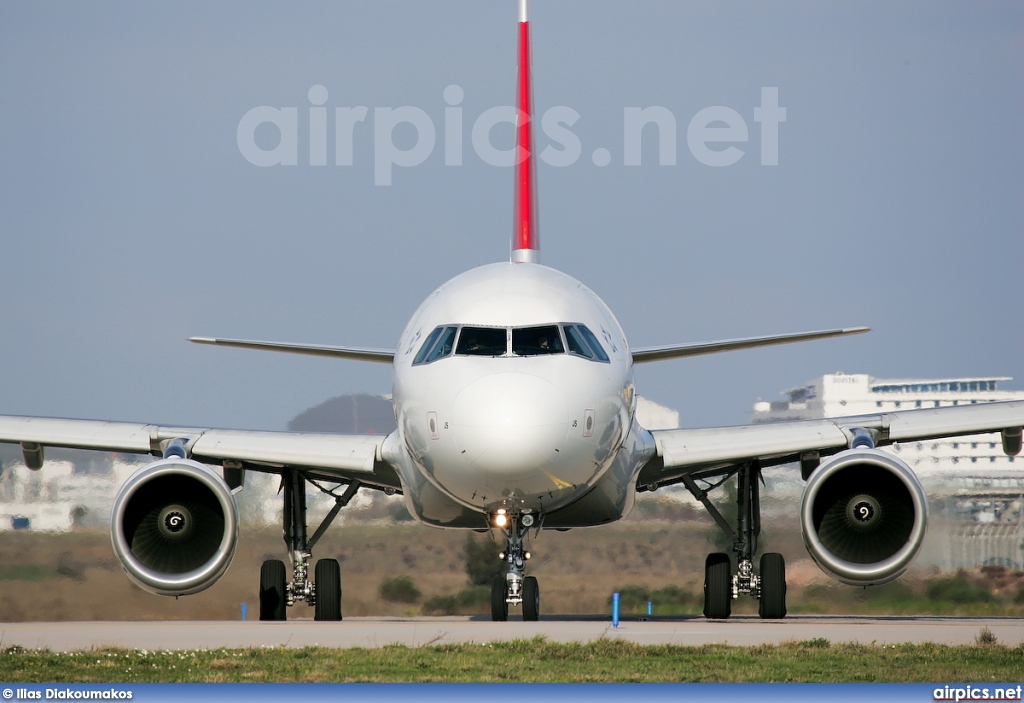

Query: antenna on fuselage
left=511, top=0, right=539, bottom=264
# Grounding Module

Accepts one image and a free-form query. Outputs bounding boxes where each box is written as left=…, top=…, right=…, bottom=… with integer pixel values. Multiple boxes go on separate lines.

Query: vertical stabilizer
left=511, top=0, right=539, bottom=264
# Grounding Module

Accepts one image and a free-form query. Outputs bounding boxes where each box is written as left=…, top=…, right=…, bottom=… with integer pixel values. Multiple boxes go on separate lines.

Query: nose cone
left=452, top=372, right=568, bottom=481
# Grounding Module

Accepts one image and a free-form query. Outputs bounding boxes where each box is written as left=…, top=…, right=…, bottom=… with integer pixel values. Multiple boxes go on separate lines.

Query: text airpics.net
left=236, top=85, right=786, bottom=185
left=934, top=686, right=1024, bottom=702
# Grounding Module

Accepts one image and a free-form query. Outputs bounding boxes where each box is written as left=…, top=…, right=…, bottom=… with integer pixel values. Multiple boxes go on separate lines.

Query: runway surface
left=3, top=616, right=1023, bottom=651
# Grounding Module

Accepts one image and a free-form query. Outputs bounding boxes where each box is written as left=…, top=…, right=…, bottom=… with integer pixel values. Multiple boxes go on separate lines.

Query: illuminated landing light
left=493, top=510, right=508, bottom=528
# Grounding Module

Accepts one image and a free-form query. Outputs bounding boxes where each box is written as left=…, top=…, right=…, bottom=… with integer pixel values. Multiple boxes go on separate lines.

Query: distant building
left=753, top=373, right=1024, bottom=569
left=754, top=372, right=1015, bottom=421
left=0, top=458, right=145, bottom=532
left=753, top=373, right=1023, bottom=474
left=636, top=396, right=680, bottom=430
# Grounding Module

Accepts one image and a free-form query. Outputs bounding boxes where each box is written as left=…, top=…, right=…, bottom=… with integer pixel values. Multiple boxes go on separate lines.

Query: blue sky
left=1, top=1, right=1021, bottom=431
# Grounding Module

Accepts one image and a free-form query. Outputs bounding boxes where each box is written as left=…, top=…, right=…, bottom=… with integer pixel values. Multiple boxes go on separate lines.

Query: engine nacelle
left=111, top=458, right=238, bottom=596
left=800, top=448, right=927, bottom=587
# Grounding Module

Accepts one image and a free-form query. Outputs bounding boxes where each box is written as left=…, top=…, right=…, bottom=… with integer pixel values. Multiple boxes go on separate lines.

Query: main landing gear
left=259, top=469, right=361, bottom=622
left=490, top=510, right=540, bottom=622
left=682, top=462, right=787, bottom=620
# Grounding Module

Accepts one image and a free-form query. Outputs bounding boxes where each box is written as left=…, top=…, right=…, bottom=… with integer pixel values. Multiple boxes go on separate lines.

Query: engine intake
left=800, top=448, right=927, bottom=586
left=111, top=458, right=238, bottom=596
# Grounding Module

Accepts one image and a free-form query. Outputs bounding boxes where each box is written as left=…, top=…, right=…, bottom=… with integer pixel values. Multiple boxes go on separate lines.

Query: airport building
left=0, top=457, right=146, bottom=532
left=754, top=373, right=1024, bottom=570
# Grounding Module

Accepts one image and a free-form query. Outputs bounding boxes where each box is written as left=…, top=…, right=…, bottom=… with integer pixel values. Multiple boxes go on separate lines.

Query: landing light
left=493, top=513, right=508, bottom=527
left=522, top=514, right=535, bottom=527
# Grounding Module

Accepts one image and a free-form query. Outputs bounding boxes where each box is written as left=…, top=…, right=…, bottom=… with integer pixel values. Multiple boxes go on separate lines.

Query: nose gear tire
left=491, top=577, right=509, bottom=621
left=523, top=576, right=540, bottom=621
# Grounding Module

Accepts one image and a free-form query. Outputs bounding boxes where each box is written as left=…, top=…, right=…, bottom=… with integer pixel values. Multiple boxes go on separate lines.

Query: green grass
left=606, top=578, right=1024, bottom=618
left=2, top=639, right=1023, bottom=682
left=0, top=564, right=59, bottom=582
left=785, top=578, right=1024, bottom=617
left=422, top=586, right=490, bottom=615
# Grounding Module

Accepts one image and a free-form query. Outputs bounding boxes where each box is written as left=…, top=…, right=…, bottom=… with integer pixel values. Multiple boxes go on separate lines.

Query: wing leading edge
left=638, top=399, right=1024, bottom=489
left=189, top=337, right=395, bottom=364
left=631, top=327, right=869, bottom=364
left=0, top=415, right=400, bottom=490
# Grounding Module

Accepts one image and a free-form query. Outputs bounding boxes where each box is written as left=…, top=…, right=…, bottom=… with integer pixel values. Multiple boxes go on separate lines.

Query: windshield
left=455, top=327, right=507, bottom=356
left=413, top=326, right=458, bottom=365
left=413, top=323, right=609, bottom=364
left=563, top=325, right=594, bottom=359
left=512, top=325, right=564, bottom=356
left=575, top=325, right=610, bottom=362
left=412, top=327, right=444, bottom=365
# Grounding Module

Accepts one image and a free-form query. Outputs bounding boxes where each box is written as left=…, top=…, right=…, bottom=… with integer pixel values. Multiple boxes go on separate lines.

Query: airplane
left=2, top=0, right=1023, bottom=623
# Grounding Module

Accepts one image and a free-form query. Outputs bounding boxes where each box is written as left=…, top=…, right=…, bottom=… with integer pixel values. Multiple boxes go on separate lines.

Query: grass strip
left=2, top=638, right=1023, bottom=683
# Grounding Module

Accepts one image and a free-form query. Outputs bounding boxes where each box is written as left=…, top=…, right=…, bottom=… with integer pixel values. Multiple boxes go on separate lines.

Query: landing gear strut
left=258, top=469, right=360, bottom=622
left=684, top=462, right=787, bottom=620
left=491, top=511, right=540, bottom=621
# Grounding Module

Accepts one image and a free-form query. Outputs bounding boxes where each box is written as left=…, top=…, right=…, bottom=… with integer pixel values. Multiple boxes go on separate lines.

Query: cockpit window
left=512, top=325, right=564, bottom=356
left=413, top=326, right=458, bottom=365
left=576, top=325, right=610, bottom=362
left=456, top=327, right=507, bottom=356
left=563, top=325, right=594, bottom=359
left=413, top=327, right=444, bottom=365
left=415, top=323, right=608, bottom=364
left=426, top=326, right=458, bottom=362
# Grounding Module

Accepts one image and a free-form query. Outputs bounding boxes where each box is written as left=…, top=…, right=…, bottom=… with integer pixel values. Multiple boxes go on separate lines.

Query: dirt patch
left=0, top=518, right=739, bottom=620
left=2, top=510, right=1018, bottom=621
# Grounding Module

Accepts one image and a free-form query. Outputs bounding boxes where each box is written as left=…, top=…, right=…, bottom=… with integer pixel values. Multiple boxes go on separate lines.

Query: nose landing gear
left=490, top=510, right=540, bottom=621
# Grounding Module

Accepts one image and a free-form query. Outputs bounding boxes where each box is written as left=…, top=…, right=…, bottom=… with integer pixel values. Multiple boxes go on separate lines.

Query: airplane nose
left=451, top=372, right=568, bottom=482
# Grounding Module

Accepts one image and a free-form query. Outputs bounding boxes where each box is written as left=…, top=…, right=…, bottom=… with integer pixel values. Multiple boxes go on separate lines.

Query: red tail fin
left=512, top=0, right=539, bottom=264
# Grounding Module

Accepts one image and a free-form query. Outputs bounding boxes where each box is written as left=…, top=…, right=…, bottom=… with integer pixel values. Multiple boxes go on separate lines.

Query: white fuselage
left=383, top=262, right=654, bottom=529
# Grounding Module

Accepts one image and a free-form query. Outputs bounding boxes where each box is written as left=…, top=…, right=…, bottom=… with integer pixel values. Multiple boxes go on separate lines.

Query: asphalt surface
left=2, top=615, right=1023, bottom=651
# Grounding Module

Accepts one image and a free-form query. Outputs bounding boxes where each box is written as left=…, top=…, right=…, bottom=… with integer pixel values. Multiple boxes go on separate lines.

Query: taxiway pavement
left=3, top=616, right=1023, bottom=651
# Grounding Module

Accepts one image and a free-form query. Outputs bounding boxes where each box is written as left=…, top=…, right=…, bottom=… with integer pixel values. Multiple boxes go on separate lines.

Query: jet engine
left=800, top=448, right=927, bottom=586
left=111, top=457, right=238, bottom=596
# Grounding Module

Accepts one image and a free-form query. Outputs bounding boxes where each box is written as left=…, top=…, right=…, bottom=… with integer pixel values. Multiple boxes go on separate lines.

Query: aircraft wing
left=189, top=337, right=395, bottom=364
left=637, top=400, right=1024, bottom=488
left=0, top=415, right=399, bottom=490
left=631, top=327, right=869, bottom=363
